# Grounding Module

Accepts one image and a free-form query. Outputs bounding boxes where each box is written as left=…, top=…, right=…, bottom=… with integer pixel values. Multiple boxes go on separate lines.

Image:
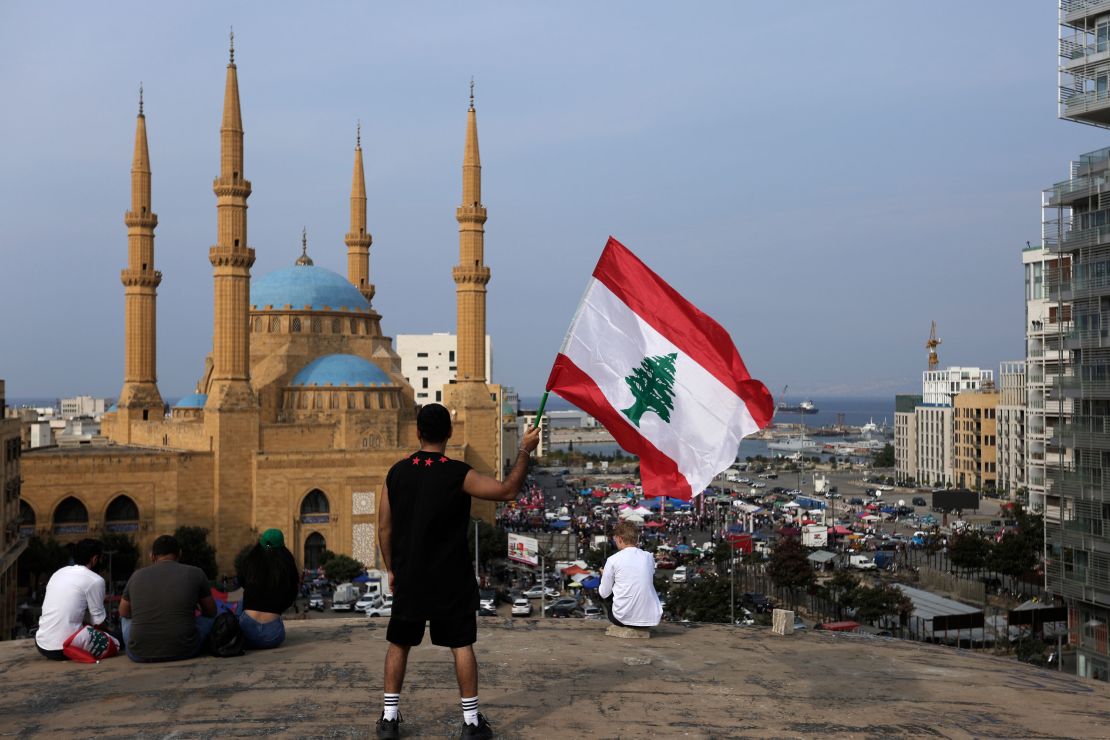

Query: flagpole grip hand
left=519, top=424, right=541, bottom=456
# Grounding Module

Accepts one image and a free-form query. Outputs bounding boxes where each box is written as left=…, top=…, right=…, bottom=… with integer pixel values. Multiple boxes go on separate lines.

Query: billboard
left=508, top=533, right=539, bottom=566
left=933, top=489, right=980, bottom=513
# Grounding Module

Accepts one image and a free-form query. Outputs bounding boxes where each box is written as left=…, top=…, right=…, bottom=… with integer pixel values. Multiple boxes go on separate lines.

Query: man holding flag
left=544, top=236, right=774, bottom=501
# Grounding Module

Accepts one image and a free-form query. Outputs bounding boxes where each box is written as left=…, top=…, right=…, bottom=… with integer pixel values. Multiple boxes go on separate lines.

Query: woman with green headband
left=236, top=528, right=300, bottom=649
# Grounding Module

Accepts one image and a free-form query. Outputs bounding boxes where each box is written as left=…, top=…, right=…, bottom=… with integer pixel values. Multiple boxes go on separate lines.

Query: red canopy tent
left=643, top=521, right=665, bottom=528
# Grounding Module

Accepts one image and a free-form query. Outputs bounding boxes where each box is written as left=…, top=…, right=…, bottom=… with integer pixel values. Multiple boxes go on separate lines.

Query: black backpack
left=208, top=611, right=245, bottom=657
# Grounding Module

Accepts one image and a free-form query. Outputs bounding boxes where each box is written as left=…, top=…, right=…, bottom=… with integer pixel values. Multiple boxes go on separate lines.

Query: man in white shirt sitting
left=35, top=538, right=107, bottom=660
left=598, top=521, right=662, bottom=628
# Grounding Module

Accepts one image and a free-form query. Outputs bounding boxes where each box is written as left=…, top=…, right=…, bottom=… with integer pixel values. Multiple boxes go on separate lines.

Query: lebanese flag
left=545, top=237, right=773, bottom=500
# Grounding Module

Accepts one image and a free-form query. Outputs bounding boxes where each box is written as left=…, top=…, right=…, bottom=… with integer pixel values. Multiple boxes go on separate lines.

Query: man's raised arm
left=463, top=424, right=542, bottom=502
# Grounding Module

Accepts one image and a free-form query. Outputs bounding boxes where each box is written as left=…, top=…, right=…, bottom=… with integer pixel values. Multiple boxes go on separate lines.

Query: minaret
left=345, top=121, right=375, bottom=303
left=452, top=81, right=491, bottom=382
left=117, top=84, right=164, bottom=429
left=206, top=30, right=256, bottom=410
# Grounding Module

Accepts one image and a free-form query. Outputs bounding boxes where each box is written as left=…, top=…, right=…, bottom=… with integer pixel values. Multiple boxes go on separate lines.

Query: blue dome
left=174, top=393, right=208, bottom=408
left=291, top=354, right=393, bottom=388
left=251, top=265, right=370, bottom=312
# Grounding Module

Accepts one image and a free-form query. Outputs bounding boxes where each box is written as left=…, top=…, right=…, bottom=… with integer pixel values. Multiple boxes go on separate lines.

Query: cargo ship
left=776, top=399, right=818, bottom=414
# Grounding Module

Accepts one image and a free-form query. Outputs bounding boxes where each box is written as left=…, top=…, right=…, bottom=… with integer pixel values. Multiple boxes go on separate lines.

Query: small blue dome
left=291, top=354, right=393, bottom=388
left=107, top=403, right=119, bottom=412
left=251, top=265, right=370, bottom=312
left=174, top=393, right=208, bottom=408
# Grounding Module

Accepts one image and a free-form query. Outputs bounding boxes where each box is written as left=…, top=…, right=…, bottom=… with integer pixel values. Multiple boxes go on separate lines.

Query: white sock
left=383, top=692, right=400, bottom=721
left=461, top=696, right=478, bottom=725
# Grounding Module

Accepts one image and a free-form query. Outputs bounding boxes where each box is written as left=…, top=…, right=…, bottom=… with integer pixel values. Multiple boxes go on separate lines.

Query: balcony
left=1061, top=87, right=1110, bottom=127
left=1063, top=0, right=1110, bottom=27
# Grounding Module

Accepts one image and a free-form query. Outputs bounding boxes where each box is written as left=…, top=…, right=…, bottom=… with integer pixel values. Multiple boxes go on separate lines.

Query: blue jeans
left=121, top=615, right=215, bottom=662
left=240, top=613, right=286, bottom=649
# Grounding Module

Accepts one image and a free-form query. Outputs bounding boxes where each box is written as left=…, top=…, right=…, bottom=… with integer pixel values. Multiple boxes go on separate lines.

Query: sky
left=1, top=1, right=1106, bottom=401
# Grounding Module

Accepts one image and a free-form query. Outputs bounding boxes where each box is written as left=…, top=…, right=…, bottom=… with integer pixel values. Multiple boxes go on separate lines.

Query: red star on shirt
left=424, top=458, right=434, bottom=467
left=411, top=457, right=420, bottom=466
left=439, top=456, right=448, bottom=463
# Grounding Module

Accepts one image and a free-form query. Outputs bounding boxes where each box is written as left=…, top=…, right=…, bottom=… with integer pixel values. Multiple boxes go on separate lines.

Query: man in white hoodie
left=599, top=521, right=662, bottom=628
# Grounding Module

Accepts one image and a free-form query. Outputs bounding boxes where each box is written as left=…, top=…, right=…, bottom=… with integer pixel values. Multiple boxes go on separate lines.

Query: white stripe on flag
left=561, top=279, right=761, bottom=493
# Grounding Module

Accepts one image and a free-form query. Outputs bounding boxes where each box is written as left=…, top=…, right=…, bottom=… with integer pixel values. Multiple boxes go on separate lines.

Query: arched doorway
left=53, top=496, right=88, bottom=536
left=18, top=500, right=35, bottom=538
left=300, top=489, right=330, bottom=524
left=304, top=532, right=326, bottom=571
left=105, top=495, right=140, bottom=533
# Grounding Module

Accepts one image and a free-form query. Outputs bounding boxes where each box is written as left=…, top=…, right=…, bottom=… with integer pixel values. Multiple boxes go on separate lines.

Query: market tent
left=582, top=576, right=602, bottom=589
left=591, top=490, right=607, bottom=498
left=828, top=525, right=853, bottom=536
left=352, top=573, right=370, bottom=583
left=550, top=520, right=571, bottom=529
left=562, top=565, right=588, bottom=576
left=860, top=514, right=881, bottom=522
left=674, top=544, right=693, bottom=553
left=643, top=521, right=665, bottom=529
left=624, top=514, right=645, bottom=523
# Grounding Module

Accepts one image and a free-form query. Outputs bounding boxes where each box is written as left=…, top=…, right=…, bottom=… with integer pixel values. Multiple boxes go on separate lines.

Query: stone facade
left=20, top=51, right=501, bottom=576
left=953, top=388, right=999, bottom=491
left=0, top=382, right=28, bottom=640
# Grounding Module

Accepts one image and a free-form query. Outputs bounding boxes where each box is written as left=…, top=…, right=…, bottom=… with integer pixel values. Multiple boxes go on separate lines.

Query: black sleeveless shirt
left=386, top=450, right=477, bottom=620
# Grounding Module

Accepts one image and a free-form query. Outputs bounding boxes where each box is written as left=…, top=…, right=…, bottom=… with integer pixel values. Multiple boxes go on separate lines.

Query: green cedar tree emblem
left=621, top=353, right=678, bottom=427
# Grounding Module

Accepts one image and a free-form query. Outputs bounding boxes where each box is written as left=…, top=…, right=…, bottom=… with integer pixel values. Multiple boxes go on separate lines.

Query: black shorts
left=386, top=612, right=477, bottom=649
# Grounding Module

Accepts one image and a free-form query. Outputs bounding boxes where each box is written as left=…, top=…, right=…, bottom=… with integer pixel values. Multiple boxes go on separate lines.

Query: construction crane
left=926, top=321, right=942, bottom=370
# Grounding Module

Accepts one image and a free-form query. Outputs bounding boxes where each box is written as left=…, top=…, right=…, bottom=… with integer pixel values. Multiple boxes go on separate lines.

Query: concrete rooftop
left=0, top=618, right=1106, bottom=739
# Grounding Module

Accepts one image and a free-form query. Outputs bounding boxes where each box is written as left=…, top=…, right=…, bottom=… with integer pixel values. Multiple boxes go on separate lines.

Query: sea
left=522, top=395, right=897, bottom=460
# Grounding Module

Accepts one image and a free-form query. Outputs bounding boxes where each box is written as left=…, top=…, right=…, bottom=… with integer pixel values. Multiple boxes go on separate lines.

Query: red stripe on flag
left=546, top=353, right=693, bottom=500
left=591, top=237, right=774, bottom=428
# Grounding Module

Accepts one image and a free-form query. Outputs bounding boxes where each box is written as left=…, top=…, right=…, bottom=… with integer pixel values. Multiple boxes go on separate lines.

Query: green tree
left=821, top=571, right=859, bottom=620
left=872, top=443, right=895, bottom=468
left=18, top=536, right=70, bottom=596
left=767, top=538, right=815, bottom=606
left=949, top=532, right=991, bottom=573
left=324, top=554, right=364, bottom=583
left=174, top=526, right=218, bottom=580
left=467, top=519, right=509, bottom=571
left=98, top=533, right=139, bottom=587
left=663, top=574, right=737, bottom=624
left=622, top=353, right=678, bottom=427
left=844, top=583, right=913, bottom=626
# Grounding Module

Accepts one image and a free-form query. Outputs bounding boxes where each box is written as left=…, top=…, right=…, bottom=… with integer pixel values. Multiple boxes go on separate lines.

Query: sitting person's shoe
left=376, top=712, right=401, bottom=739
left=460, top=712, right=493, bottom=739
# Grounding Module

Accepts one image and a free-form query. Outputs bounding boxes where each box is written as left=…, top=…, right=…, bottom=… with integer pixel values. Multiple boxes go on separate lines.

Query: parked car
left=365, top=595, right=393, bottom=618
left=511, top=598, right=533, bottom=617
left=735, top=607, right=755, bottom=626
left=741, top=593, right=774, bottom=613
left=523, top=585, right=559, bottom=600
left=849, top=497, right=865, bottom=506
left=912, top=496, right=927, bottom=507
left=547, top=603, right=582, bottom=618
left=544, top=597, right=579, bottom=615
left=355, top=593, right=379, bottom=612
left=308, top=593, right=325, bottom=611
left=478, top=605, right=498, bottom=617
left=671, top=566, right=687, bottom=583
left=793, top=616, right=807, bottom=631
left=582, top=605, right=604, bottom=620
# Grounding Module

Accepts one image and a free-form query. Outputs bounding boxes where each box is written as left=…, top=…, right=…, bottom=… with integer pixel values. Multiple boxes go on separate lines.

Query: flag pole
left=533, top=390, right=550, bottom=428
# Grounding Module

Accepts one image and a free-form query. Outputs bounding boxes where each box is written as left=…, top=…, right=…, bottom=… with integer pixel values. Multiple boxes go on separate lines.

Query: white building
left=60, top=396, right=109, bottom=419
left=894, top=394, right=921, bottom=485
left=996, top=361, right=1026, bottom=500
left=916, top=367, right=992, bottom=487
left=395, top=333, right=492, bottom=404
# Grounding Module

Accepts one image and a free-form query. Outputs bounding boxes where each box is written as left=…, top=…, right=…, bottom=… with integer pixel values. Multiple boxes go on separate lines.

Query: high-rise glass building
left=1039, top=0, right=1110, bottom=682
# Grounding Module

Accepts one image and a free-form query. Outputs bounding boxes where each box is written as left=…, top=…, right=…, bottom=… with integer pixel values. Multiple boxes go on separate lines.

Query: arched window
left=304, top=532, right=326, bottom=571
left=105, top=495, right=139, bottom=533
left=349, top=318, right=359, bottom=335
left=291, top=317, right=302, bottom=333
left=311, top=317, right=322, bottom=333
left=301, top=489, right=330, bottom=514
left=19, top=500, right=34, bottom=537
left=332, top=318, right=341, bottom=334
left=269, top=317, right=281, bottom=332
left=53, top=496, right=88, bottom=535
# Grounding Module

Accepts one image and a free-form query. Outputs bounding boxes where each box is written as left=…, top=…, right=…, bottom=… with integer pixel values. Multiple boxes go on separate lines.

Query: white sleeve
left=598, top=557, right=615, bottom=599
left=86, top=575, right=107, bottom=626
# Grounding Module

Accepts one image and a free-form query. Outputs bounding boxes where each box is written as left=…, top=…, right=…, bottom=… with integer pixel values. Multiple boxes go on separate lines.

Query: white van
left=671, top=566, right=687, bottom=583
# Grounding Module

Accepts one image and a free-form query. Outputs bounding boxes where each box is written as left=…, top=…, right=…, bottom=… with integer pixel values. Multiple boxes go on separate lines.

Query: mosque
left=18, top=41, right=502, bottom=574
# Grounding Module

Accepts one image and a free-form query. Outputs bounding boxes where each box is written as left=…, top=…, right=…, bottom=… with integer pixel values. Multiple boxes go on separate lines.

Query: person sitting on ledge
left=35, top=538, right=106, bottom=661
left=599, top=521, right=662, bottom=629
left=119, top=534, right=216, bottom=663
left=236, top=528, right=300, bottom=649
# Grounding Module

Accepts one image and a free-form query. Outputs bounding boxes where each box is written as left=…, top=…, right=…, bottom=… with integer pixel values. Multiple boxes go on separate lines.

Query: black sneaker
left=460, top=712, right=493, bottom=739
left=376, top=712, right=401, bottom=740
